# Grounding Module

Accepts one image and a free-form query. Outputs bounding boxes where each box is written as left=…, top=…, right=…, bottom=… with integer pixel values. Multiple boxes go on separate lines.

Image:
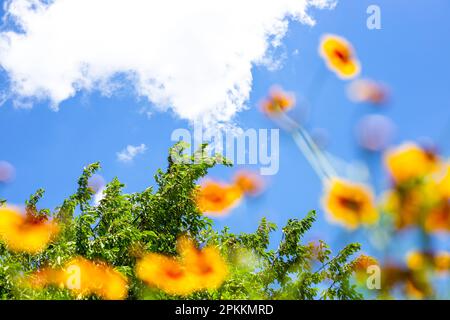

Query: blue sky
left=0, top=0, right=449, bottom=259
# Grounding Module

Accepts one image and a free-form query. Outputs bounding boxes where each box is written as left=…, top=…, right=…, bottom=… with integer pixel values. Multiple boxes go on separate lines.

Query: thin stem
left=297, top=125, right=337, bottom=178
left=273, top=112, right=337, bottom=183
left=291, top=130, right=328, bottom=182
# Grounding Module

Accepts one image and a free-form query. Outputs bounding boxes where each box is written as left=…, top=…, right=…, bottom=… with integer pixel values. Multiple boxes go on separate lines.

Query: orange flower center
left=338, top=196, right=362, bottom=212
left=206, top=193, right=224, bottom=203
left=333, top=48, right=350, bottom=63
left=199, top=264, right=213, bottom=275
left=165, top=268, right=184, bottom=280
left=424, top=149, right=438, bottom=163
left=17, top=220, right=43, bottom=231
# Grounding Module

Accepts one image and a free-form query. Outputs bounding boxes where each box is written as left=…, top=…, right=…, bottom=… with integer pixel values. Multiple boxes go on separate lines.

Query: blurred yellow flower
left=353, top=255, right=378, bottom=283
left=0, top=206, right=59, bottom=254
left=383, top=175, right=449, bottom=232
left=384, top=143, right=441, bottom=184
left=136, top=253, right=197, bottom=296
left=406, top=251, right=427, bottom=271
left=425, top=200, right=450, bottom=233
left=178, top=237, right=228, bottom=290
left=233, top=170, right=264, bottom=197
left=195, top=180, right=242, bottom=215
left=406, top=251, right=450, bottom=274
left=260, top=87, right=295, bottom=115
left=405, top=279, right=427, bottom=300
left=30, top=257, right=128, bottom=300
left=436, top=164, right=450, bottom=199
left=322, top=178, right=378, bottom=229
left=354, top=254, right=378, bottom=272
left=136, top=237, right=228, bottom=296
left=319, top=34, right=360, bottom=79
left=353, top=254, right=378, bottom=273
left=383, top=188, right=425, bottom=229
left=434, top=252, right=450, bottom=273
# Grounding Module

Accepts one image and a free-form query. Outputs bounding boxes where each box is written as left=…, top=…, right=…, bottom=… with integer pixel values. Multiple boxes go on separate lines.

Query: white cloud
left=116, top=143, right=147, bottom=163
left=0, top=0, right=335, bottom=125
left=93, top=186, right=106, bottom=207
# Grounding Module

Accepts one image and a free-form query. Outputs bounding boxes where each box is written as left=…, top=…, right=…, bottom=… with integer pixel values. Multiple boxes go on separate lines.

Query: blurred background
left=0, top=0, right=449, bottom=298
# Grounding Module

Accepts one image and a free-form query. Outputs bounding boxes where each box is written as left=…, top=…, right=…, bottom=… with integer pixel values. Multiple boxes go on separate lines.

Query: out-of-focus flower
left=425, top=200, right=450, bottom=233
left=195, top=180, right=243, bottom=215
left=434, top=252, right=450, bottom=273
left=233, top=171, right=264, bottom=197
left=0, top=161, right=15, bottom=184
left=136, top=237, right=228, bottom=296
left=29, top=257, right=128, bottom=300
left=0, top=206, right=59, bottom=254
left=136, top=253, right=196, bottom=296
left=402, top=251, right=447, bottom=299
left=405, top=279, right=429, bottom=300
left=355, top=115, right=395, bottom=152
left=260, top=86, right=295, bottom=116
left=383, top=175, right=448, bottom=231
left=406, top=251, right=428, bottom=271
left=382, top=188, right=425, bottom=229
left=353, top=254, right=378, bottom=284
left=347, top=79, right=389, bottom=105
left=384, top=143, right=441, bottom=185
left=353, top=254, right=379, bottom=273
left=178, top=237, right=228, bottom=290
left=379, top=264, right=407, bottom=293
left=319, top=34, right=360, bottom=79
left=406, top=251, right=450, bottom=274
left=436, top=164, right=450, bottom=199
left=381, top=263, right=431, bottom=300
left=322, top=178, right=379, bottom=229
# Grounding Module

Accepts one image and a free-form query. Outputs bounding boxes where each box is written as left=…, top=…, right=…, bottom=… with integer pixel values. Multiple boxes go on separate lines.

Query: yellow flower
left=136, top=237, right=228, bottom=296
left=136, top=253, right=197, bottom=296
left=178, top=237, right=228, bottom=291
left=353, top=255, right=378, bottom=283
left=322, top=178, right=378, bottom=229
left=233, top=170, right=264, bottom=197
left=405, top=279, right=427, bottom=300
left=260, top=86, right=295, bottom=116
left=0, top=206, right=59, bottom=254
left=425, top=200, right=450, bottom=233
left=434, top=252, right=450, bottom=273
left=406, top=251, right=427, bottom=271
left=195, top=180, right=243, bottom=215
left=90, top=260, right=128, bottom=300
left=353, top=255, right=378, bottom=273
left=384, top=143, right=441, bottom=184
left=379, top=264, right=407, bottom=292
left=29, top=257, right=128, bottom=300
left=406, top=251, right=450, bottom=274
left=319, top=34, right=360, bottom=79
left=436, top=164, right=450, bottom=199
left=383, top=188, right=425, bottom=229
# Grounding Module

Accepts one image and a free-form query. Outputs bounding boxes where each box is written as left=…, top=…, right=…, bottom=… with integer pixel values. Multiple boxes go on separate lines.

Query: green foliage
left=0, top=142, right=362, bottom=300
